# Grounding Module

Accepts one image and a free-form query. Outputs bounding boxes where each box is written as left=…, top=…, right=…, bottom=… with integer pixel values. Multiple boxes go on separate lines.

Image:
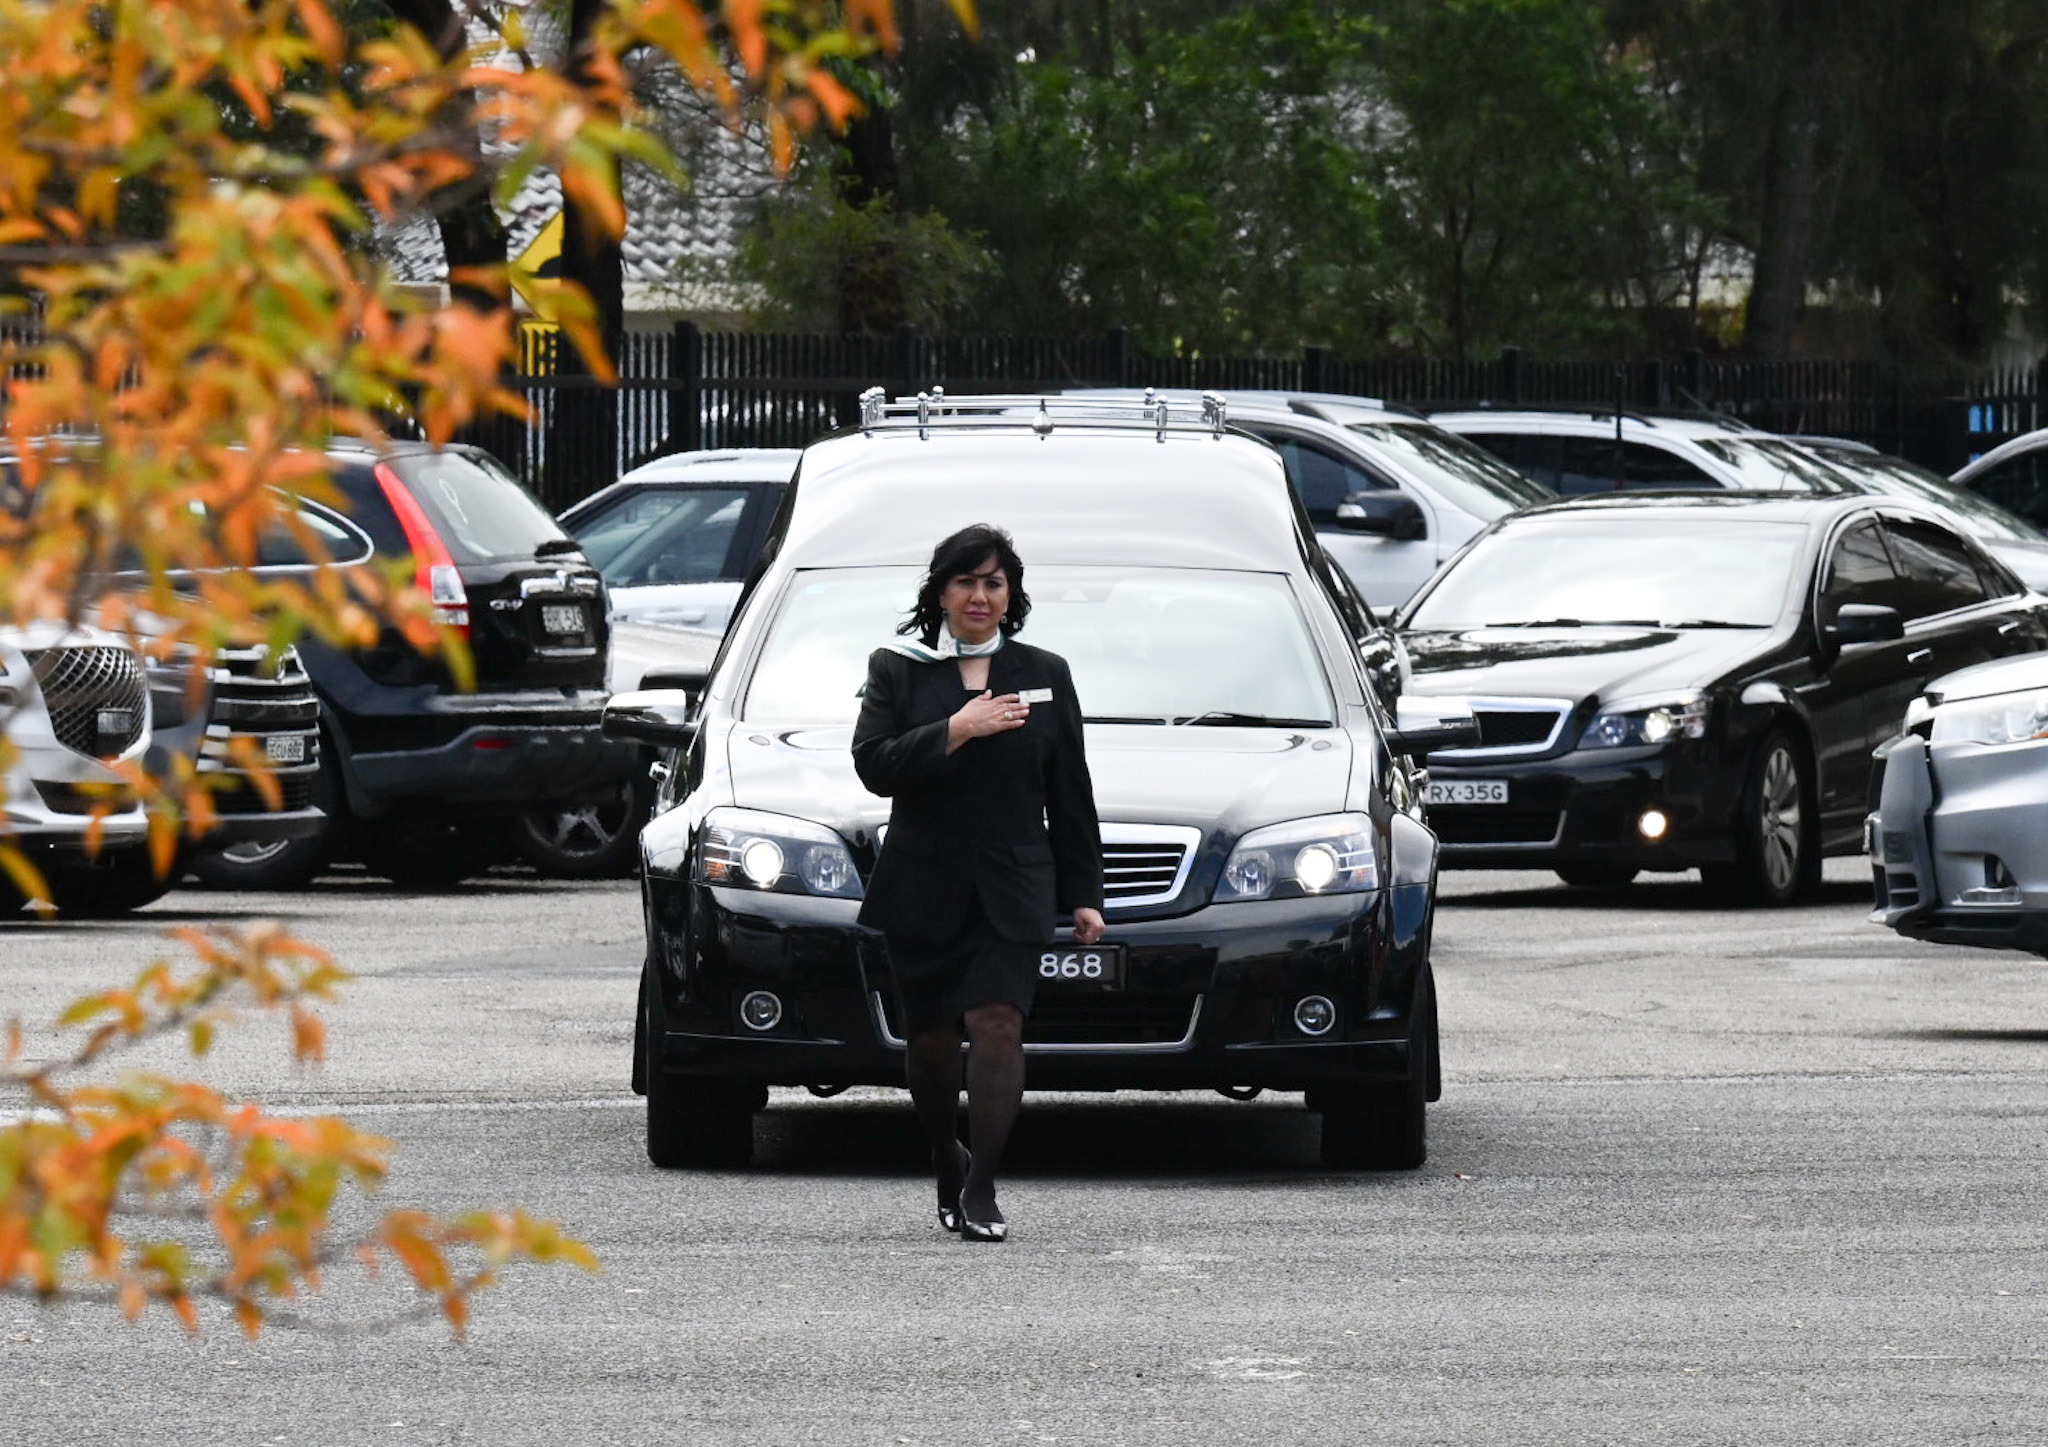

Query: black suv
left=202, top=440, right=629, bottom=887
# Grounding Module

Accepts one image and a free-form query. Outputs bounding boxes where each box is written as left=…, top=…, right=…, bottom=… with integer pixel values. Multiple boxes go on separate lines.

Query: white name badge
left=1018, top=688, right=1054, bottom=704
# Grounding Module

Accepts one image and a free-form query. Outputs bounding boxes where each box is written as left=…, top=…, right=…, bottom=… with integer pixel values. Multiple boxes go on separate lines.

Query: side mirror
left=1827, top=603, right=1905, bottom=648
left=602, top=688, right=700, bottom=747
left=1334, top=491, right=1427, bottom=541
left=1386, top=696, right=1480, bottom=756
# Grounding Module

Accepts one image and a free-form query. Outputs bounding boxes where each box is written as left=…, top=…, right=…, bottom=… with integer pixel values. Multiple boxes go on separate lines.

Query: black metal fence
left=475, top=325, right=2048, bottom=512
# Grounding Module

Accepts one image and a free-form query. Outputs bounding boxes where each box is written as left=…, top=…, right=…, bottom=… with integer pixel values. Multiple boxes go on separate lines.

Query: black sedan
left=1395, top=492, right=2048, bottom=904
left=604, top=394, right=1472, bottom=1172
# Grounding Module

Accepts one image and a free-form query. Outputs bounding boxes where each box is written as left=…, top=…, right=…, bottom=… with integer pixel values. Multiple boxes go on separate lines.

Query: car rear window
left=384, top=449, right=566, bottom=563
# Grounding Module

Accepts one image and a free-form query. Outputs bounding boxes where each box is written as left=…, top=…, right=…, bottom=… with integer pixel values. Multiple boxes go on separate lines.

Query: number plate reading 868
left=1036, top=943, right=1126, bottom=991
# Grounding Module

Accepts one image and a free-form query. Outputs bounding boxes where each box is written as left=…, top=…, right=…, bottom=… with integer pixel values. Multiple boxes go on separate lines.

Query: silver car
left=1870, top=651, right=2048, bottom=953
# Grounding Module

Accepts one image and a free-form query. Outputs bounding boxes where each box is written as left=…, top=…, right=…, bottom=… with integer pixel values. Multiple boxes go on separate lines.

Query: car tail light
left=374, top=463, right=470, bottom=634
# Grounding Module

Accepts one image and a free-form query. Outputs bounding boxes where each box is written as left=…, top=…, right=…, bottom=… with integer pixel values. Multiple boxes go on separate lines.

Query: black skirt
left=887, top=891, right=1040, bottom=1036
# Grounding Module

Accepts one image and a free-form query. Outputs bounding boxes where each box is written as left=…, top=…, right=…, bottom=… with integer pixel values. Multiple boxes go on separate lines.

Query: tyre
left=1699, top=729, right=1816, bottom=907
left=640, top=980, right=759, bottom=1168
left=514, top=773, right=648, bottom=879
left=1316, top=969, right=1435, bottom=1170
left=1555, top=864, right=1639, bottom=890
left=358, top=819, right=512, bottom=888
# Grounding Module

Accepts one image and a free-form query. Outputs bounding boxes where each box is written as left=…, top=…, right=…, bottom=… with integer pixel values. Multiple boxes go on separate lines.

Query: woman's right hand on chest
left=947, top=690, right=1030, bottom=752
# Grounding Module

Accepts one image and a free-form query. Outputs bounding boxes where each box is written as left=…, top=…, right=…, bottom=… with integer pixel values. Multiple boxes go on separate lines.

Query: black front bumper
left=645, top=884, right=1428, bottom=1091
left=1425, top=744, right=1739, bottom=870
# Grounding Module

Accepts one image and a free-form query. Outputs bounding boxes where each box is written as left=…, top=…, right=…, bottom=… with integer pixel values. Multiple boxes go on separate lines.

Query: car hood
left=608, top=619, right=721, bottom=692
left=1925, top=650, right=2048, bottom=706
left=721, top=722, right=1355, bottom=847
left=1399, top=626, right=1770, bottom=704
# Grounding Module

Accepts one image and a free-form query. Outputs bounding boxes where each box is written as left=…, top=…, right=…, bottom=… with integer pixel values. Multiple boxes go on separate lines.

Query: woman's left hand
left=1072, top=906, right=1106, bottom=946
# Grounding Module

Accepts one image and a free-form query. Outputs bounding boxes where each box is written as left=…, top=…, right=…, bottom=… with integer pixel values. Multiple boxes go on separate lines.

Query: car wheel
left=640, top=983, right=759, bottom=1169
left=1700, top=730, right=1814, bottom=908
left=358, top=819, right=511, bottom=888
left=515, top=774, right=647, bottom=879
left=1315, top=970, right=1434, bottom=1171
left=1555, top=864, right=1639, bottom=890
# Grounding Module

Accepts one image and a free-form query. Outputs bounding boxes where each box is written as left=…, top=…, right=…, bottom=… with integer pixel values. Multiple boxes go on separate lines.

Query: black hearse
left=1397, top=492, right=2048, bottom=904
left=604, top=393, right=1474, bottom=1171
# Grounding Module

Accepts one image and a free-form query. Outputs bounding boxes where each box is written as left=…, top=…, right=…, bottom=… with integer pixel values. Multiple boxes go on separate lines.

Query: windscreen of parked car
left=1817, top=449, right=2048, bottom=543
left=385, top=449, right=566, bottom=563
left=573, top=487, right=749, bottom=586
left=1693, top=438, right=1851, bottom=494
left=1404, top=519, right=1806, bottom=629
left=745, top=566, right=1335, bottom=726
left=1347, top=423, right=1552, bottom=518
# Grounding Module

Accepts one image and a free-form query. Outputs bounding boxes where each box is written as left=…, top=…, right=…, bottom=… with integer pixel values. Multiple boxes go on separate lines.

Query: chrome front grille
left=1100, top=824, right=1201, bottom=908
left=26, top=646, right=147, bottom=758
left=199, top=645, right=322, bottom=814
left=1429, top=696, right=1573, bottom=760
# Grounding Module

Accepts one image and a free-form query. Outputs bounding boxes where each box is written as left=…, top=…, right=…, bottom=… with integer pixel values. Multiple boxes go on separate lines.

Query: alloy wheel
left=1758, top=744, right=1802, bottom=895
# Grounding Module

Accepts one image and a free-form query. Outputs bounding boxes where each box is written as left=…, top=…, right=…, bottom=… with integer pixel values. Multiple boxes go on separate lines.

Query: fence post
left=669, top=319, right=702, bottom=455
left=1678, top=349, right=1705, bottom=409
left=1106, top=327, right=1131, bottom=387
left=1302, top=345, right=1329, bottom=393
left=892, top=323, right=922, bottom=395
left=1495, top=345, right=1522, bottom=405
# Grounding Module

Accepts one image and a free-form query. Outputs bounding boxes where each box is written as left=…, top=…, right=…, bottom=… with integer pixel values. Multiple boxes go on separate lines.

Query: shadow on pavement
left=1443, top=874, right=1870, bottom=912
left=751, top=1096, right=1333, bottom=1179
left=1902, top=1028, right=2048, bottom=1044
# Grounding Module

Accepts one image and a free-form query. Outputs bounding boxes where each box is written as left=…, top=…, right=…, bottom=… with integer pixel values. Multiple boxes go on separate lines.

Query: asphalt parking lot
left=6, top=858, right=2048, bottom=1446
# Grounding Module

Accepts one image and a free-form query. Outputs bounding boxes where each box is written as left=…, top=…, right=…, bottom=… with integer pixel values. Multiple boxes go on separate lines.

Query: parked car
left=186, top=439, right=633, bottom=888
left=1395, top=492, right=2048, bottom=904
left=1061, top=390, right=1551, bottom=610
left=1952, top=426, right=2048, bottom=533
left=1, top=622, right=160, bottom=915
left=1869, top=652, right=2048, bottom=953
left=1433, top=408, right=1855, bottom=497
left=561, top=448, right=797, bottom=636
left=148, top=643, right=329, bottom=888
left=604, top=391, right=1472, bottom=1171
left=1788, top=436, right=2048, bottom=592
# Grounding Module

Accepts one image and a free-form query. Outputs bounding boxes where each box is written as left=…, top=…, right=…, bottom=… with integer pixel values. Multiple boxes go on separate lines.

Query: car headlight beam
left=697, top=807, right=863, bottom=899
left=1580, top=693, right=1710, bottom=750
left=1215, top=814, right=1379, bottom=902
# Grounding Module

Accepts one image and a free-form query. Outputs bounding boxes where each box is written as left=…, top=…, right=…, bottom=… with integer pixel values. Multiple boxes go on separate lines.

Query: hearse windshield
left=745, top=566, right=1336, bottom=726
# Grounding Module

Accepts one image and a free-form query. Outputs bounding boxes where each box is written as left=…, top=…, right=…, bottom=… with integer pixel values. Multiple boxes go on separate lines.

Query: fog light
left=739, top=990, right=783, bottom=1031
left=1293, top=995, right=1336, bottom=1036
left=1637, top=808, right=1669, bottom=841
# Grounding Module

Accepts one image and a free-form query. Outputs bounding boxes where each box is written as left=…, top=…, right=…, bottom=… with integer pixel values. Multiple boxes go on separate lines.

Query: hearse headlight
left=1927, top=688, right=2048, bottom=746
left=1580, top=693, right=1709, bottom=749
left=1214, top=813, right=1379, bottom=902
left=695, top=807, right=863, bottom=899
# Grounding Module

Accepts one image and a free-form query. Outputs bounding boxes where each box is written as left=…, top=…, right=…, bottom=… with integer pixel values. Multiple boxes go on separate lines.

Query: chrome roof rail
left=854, top=389, right=1230, bottom=440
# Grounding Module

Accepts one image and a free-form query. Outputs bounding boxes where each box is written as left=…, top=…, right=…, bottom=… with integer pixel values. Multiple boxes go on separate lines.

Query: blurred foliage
left=0, top=0, right=922, bottom=1332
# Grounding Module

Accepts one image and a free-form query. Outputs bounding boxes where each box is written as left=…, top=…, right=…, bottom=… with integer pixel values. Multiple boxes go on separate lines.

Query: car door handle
left=1907, top=648, right=1933, bottom=665
left=1999, top=620, right=2022, bottom=635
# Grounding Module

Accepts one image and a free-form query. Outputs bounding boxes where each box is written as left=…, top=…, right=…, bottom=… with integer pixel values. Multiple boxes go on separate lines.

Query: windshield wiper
left=1085, top=714, right=1169, bottom=725
left=1655, top=618, right=1760, bottom=629
left=1177, top=711, right=1332, bottom=728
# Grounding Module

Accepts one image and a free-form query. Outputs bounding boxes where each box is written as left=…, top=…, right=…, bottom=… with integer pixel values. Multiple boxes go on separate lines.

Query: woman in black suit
left=852, top=524, right=1105, bottom=1243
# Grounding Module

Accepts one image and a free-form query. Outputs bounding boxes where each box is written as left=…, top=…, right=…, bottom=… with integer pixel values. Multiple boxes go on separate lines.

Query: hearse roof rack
left=856, top=386, right=1229, bottom=441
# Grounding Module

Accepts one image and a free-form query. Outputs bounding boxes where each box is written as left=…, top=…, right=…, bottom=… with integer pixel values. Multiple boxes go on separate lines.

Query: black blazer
left=852, top=640, right=1104, bottom=946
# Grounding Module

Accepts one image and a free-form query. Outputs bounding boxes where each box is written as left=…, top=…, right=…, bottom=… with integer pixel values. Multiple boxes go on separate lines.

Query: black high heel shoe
left=936, top=1146, right=971, bottom=1233
left=958, top=1185, right=1007, bottom=1243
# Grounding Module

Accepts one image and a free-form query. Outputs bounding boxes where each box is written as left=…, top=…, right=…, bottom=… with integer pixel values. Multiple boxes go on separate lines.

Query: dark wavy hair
left=897, top=524, right=1031, bottom=644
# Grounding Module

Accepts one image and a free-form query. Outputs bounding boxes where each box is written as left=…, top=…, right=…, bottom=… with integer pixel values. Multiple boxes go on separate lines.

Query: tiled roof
left=375, top=15, right=779, bottom=312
